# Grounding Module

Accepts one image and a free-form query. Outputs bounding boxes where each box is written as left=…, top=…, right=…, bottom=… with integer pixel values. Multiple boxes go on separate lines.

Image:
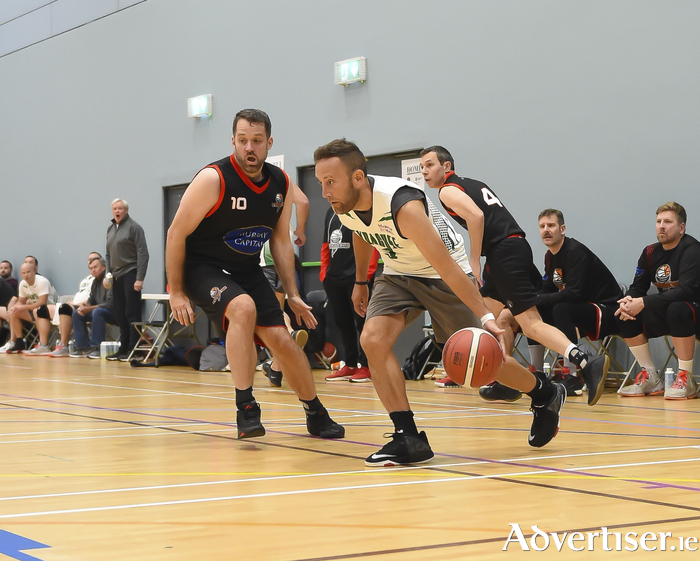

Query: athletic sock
left=526, top=371, right=555, bottom=403
left=301, top=396, right=323, bottom=414
left=528, top=344, right=545, bottom=371
left=628, top=344, right=656, bottom=374
left=235, top=387, right=255, bottom=408
left=389, top=410, right=419, bottom=437
left=679, top=359, right=694, bottom=375
left=566, top=344, right=589, bottom=368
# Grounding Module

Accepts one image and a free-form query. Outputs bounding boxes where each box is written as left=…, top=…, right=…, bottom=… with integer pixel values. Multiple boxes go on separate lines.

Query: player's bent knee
left=224, top=294, right=256, bottom=322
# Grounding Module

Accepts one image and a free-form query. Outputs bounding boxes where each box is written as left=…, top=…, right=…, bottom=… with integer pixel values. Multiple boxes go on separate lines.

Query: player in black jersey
left=616, top=202, right=700, bottom=399
left=420, top=146, right=609, bottom=406
left=530, top=209, right=623, bottom=396
left=166, top=109, right=344, bottom=440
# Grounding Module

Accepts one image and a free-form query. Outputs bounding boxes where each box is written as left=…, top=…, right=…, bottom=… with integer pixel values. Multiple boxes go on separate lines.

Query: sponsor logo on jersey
left=271, top=193, right=284, bottom=212
left=210, top=286, right=227, bottom=304
left=553, top=268, right=565, bottom=290
left=224, top=225, right=273, bottom=255
left=329, top=229, right=350, bottom=257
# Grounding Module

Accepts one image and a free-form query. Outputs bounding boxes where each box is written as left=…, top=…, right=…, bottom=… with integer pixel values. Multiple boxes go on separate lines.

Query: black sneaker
left=306, top=407, right=345, bottom=438
left=479, top=381, right=523, bottom=402
left=529, top=382, right=566, bottom=448
left=106, top=351, right=129, bottom=361
left=580, top=354, right=609, bottom=406
left=554, top=370, right=584, bottom=397
left=262, top=361, right=283, bottom=387
left=5, top=339, right=26, bottom=354
left=237, top=401, right=265, bottom=439
left=365, top=431, right=434, bottom=467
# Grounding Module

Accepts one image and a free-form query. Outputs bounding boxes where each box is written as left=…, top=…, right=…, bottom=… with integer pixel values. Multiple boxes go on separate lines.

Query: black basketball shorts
left=184, top=263, right=285, bottom=336
left=480, top=236, right=543, bottom=316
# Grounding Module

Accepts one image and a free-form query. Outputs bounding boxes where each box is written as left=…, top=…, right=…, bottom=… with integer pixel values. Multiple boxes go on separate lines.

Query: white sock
left=679, top=359, right=693, bottom=375
left=629, top=344, right=656, bottom=374
left=528, top=344, right=545, bottom=371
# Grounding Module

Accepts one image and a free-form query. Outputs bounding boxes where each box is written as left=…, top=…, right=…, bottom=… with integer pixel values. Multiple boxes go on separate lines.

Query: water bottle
left=105, top=272, right=113, bottom=289
left=665, top=367, right=675, bottom=390
left=543, top=362, right=551, bottom=379
left=68, top=340, right=76, bottom=354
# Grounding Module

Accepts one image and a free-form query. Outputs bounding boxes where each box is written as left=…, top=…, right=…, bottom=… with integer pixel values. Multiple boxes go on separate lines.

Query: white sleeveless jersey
left=338, top=175, right=471, bottom=278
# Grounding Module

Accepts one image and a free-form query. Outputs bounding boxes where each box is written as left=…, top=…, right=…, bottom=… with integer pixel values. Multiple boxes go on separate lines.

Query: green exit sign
left=334, top=57, right=367, bottom=86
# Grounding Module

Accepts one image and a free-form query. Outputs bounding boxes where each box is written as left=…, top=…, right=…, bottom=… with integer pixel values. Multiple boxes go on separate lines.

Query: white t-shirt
left=18, top=274, right=57, bottom=305
left=338, top=175, right=471, bottom=278
left=73, top=274, right=95, bottom=305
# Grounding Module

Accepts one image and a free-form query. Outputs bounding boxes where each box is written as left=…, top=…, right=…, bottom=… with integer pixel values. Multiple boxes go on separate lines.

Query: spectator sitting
left=2, top=262, right=58, bottom=354
left=0, top=260, right=18, bottom=294
left=616, top=201, right=700, bottom=399
left=49, top=253, right=116, bottom=358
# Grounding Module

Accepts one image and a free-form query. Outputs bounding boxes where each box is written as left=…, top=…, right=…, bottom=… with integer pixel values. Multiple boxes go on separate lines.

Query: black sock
left=301, top=396, right=323, bottom=414
left=235, top=387, right=254, bottom=408
left=567, top=346, right=588, bottom=368
left=527, top=371, right=555, bottom=403
left=389, top=410, right=419, bottom=436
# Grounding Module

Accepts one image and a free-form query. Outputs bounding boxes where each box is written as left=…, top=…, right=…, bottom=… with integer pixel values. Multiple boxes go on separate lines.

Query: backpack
left=199, top=343, right=228, bottom=371
left=402, top=336, right=443, bottom=381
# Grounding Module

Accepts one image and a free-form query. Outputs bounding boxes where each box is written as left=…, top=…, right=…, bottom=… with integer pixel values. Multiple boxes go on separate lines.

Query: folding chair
left=128, top=295, right=172, bottom=363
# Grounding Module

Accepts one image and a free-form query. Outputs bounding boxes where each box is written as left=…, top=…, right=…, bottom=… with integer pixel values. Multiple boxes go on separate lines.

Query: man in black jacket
left=617, top=202, right=700, bottom=399
left=532, top=209, right=622, bottom=396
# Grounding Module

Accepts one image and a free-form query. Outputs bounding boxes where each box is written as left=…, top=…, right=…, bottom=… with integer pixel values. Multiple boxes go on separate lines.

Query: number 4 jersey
left=337, top=175, right=471, bottom=278
left=438, top=171, right=525, bottom=256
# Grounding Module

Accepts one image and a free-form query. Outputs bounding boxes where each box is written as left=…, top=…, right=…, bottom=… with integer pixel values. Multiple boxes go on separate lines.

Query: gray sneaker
left=619, top=369, right=664, bottom=397
left=24, top=344, right=51, bottom=356
left=87, top=349, right=101, bottom=359
left=69, top=348, right=92, bottom=358
left=49, top=344, right=69, bottom=358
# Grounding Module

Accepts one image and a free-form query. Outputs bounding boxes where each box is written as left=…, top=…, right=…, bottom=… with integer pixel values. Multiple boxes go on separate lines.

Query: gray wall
left=1, top=0, right=699, bottom=299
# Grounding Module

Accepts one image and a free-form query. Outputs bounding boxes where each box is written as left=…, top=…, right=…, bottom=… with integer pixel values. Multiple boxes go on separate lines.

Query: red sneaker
left=325, top=365, right=356, bottom=381
left=349, top=366, right=372, bottom=383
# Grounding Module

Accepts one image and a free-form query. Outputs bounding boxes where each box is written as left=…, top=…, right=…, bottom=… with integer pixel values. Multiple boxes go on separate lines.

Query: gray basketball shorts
left=366, top=274, right=480, bottom=343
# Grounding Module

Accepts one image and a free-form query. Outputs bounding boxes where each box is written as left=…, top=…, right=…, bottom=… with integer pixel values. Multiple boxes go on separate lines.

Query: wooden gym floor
left=1, top=355, right=700, bottom=560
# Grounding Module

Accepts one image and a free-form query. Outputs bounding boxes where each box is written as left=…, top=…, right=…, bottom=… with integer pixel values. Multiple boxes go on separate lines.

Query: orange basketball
left=442, top=328, right=503, bottom=387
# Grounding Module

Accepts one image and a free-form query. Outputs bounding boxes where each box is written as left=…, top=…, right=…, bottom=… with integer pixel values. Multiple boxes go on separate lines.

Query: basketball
left=315, top=342, right=337, bottom=366
left=442, top=327, right=503, bottom=387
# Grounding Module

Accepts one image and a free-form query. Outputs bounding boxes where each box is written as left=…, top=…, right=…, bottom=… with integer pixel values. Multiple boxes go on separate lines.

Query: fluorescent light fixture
left=187, top=94, right=213, bottom=118
left=334, top=57, right=367, bottom=86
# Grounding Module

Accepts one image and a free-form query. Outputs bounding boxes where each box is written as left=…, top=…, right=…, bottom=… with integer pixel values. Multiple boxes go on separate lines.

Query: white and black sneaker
left=529, top=383, right=566, bottom=448
left=365, top=431, right=434, bottom=467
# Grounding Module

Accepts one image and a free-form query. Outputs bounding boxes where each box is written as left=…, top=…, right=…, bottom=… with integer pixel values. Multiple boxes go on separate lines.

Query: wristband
left=355, top=281, right=369, bottom=285
left=480, top=312, right=495, bottom=326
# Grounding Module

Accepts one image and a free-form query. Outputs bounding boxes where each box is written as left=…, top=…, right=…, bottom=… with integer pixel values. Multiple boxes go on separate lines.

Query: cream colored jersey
left=338, top=175, right=471, bottom=278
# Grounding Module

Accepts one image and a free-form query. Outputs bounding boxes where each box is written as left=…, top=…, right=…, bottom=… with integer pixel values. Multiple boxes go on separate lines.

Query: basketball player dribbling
left=314, top=139, right=566, bottom=467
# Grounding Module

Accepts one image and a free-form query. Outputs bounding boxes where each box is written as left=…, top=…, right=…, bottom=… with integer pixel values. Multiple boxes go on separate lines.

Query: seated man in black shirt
left=617, top=202, right=700, bottom=399
left=529, top=209, right=622, bottom=396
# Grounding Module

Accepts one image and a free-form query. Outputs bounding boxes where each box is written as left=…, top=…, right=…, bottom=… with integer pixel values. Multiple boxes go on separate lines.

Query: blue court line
left=0, top=530, right=49, bottom=561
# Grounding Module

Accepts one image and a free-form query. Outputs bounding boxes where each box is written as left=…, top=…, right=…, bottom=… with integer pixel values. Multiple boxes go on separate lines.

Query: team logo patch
left=210, top=286, right=227, bottom=304
left=553, top=268, right=565, bottom=290
left=271, top=193, right=284, bottom=212
left=224, top=225, right=273, bottom=255
left=329, top=229, right=350, bottom=256
left=506, top=300, right=514, bottom=309
left=655, top=264, right=671, bottom=285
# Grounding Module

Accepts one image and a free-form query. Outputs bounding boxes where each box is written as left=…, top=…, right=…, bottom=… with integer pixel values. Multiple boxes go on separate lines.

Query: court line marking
left=3, top=444, right=700, bottom=503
